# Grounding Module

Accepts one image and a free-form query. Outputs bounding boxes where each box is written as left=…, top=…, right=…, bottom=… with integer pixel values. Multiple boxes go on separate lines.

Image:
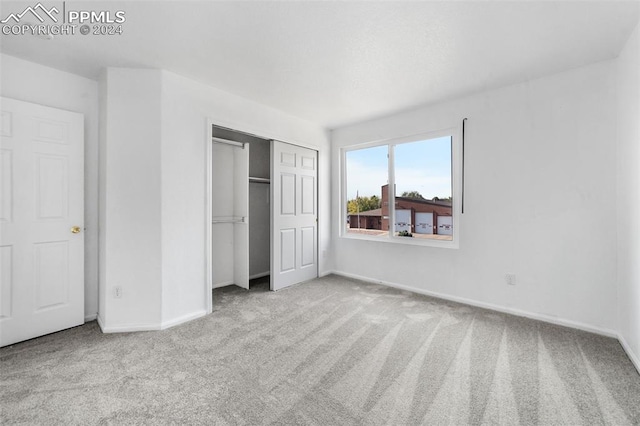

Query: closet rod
left=249, top=177, right=270, bottom=184
left=212, top=136, right=245, bottom=148
left=212, top=216, right=246, bottom=224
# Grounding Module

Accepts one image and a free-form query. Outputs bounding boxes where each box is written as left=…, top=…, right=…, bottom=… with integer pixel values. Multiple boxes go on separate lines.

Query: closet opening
left=210, top=125, right=271, bottom=294
left=205, top=121, right=319, bottom=313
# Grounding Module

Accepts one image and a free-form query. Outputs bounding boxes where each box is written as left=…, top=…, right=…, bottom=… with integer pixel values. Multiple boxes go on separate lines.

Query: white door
left=211, top=140, right=249, bottom=290
left=415, top=212, right=434, bottom=234
left=232, top=142, right=249, bottom=290
left=395, top=209, right=412, bottom=233
left=0, top=97, right=84, bottom=347
left=271, top=141, right=317, bottom=291
left=437, top=215, right=453, bottom=236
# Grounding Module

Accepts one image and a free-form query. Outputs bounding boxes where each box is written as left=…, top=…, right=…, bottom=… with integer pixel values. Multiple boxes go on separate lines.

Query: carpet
left=1, top=274, right=639, bottom=425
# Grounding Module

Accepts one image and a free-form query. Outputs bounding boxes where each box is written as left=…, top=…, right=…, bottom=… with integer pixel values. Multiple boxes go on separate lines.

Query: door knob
left=71, top=226, right=81, bottom=234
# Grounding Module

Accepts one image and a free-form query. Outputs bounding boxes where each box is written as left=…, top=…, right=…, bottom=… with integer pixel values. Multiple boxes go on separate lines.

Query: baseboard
left=331, top=271, right=618, bottom=338
left=99, top=322, right=161, bottom=333
left=84, top=313, right=97, bottom=322
left=319, top=269, right=336, bottom=278
left=96, top=310, right=208, bottom=333
left=97, top=314, right=160, bottom=333
left=160, top=310, right=207, bottom=330
left=212, top=280, right=234, bottom=289
left=96, top=313, right=105, bottom=332
left=618, top=333, right=640, bottom=375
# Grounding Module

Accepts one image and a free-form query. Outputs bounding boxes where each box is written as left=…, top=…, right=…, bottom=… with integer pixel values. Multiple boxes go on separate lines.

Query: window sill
left=340, top=231, right=459, bottom=249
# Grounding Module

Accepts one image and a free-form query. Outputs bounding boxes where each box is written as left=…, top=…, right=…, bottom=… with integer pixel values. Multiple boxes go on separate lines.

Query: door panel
left=301, top=155, right=315, bottom=170
left=35, top=155, right=68, bottom=220
left=34, top=118, right=69, bottom=144
left=280, top=173, right=295, bottom=215
left=280, top=229, right=296, bottom=272
left=1, top=149, right=12, bottom=222
left=271, top=141, right=318, bottom=291
left=34, top=241, right=69, bottom=310
left=0, top=246, right=12, bottom=318
left=280, top=151, right=296, bottom=167
left=301, top=176, right=315, bottom=215
left=300, top=227, right=314, bottom=267
left=0, top=97, right=84, bottom=347
left=1, top=112, right=12, bottom=136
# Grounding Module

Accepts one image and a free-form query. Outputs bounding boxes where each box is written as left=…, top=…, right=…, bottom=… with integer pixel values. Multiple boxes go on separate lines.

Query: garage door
left=415, top=212, right=433, bottom=234
left=437, top=216, right=453, bottom=236
left=395, top=209, right=411, bottom=233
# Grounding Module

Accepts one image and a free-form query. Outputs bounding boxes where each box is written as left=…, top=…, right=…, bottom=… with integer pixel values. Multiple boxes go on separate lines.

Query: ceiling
left=1, top=1, right=638, bottom=128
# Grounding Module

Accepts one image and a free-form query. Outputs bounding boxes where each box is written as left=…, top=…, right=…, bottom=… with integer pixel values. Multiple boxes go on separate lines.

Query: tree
left=400, top=190, right=425, bottom=200
left=432, top=196, right=452, bottom=202
left=347, top=195, right=381, bottom=214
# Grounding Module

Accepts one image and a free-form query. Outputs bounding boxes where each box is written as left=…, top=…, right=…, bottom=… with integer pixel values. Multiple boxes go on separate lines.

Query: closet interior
left=211, top=126, right=271, bottom=290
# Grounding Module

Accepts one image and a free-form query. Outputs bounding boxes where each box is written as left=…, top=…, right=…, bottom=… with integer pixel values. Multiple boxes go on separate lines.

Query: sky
left=345, top=136, right=452, bottom=201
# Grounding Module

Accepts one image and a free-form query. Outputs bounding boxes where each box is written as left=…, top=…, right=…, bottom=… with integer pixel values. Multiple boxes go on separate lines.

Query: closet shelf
left=249, top=177, right=270, bottom=184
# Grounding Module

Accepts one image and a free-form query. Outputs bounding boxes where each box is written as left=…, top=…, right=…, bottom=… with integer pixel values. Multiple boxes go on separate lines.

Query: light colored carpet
left=1, top=274, right=639, bottom=425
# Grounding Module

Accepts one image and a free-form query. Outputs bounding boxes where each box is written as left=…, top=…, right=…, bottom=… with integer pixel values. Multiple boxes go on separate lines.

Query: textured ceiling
left=1, top=1, right=638, bottom=128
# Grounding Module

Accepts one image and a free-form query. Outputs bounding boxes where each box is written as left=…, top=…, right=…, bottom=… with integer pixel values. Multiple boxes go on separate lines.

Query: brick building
left=348, top=208, right=382, bottom=230
left=349, top=184, right=452, bottom=235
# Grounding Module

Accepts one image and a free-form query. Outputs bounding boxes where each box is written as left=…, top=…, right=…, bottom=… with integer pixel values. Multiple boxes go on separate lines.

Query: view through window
left=345, top=135, right=453, bottom=242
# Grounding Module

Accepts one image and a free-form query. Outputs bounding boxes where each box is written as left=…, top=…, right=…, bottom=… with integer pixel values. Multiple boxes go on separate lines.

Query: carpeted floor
left=1, top=274, right=639, bottom=425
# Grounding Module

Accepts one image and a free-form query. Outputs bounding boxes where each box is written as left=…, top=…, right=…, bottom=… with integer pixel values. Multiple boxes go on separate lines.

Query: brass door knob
left=71, top=226, right=81, bottom=234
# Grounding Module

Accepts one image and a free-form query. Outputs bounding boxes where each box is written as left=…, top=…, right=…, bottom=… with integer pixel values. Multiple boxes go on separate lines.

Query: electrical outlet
left=505, top=274, right=516, bottom=286
left=114, top=286, right=122, bottom=298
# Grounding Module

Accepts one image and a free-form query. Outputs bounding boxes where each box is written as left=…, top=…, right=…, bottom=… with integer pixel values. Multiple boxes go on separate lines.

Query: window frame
left=340, top=126, right=461, bottom=249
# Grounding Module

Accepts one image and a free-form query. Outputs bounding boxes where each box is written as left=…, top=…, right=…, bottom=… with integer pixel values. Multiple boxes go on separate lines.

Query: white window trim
left=340, top=125, right=462, bottom=249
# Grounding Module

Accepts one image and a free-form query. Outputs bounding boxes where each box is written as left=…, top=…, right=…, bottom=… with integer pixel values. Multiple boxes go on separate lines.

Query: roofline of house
left=394, top=197, right=452, bottom=207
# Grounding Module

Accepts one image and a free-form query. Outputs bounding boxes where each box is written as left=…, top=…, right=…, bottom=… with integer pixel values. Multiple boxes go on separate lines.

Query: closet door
left=211, top=141, right=249, bottom=290
left=271, top=141, right=318, bottom=291
left=233, top=144, right=249, bottom=289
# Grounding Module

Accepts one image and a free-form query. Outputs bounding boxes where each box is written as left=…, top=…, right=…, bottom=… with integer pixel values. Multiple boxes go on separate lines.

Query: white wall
left=616, top=22, right=640, bottom=370
left=159, top=70, right=331, bottom=325
left=331, top=60, right=618, bottom=335
left=99, top=69, right=163, bottom=330
left=97, top=68, right=330, bottom=330
left=0, top=54, right=99, bottom=321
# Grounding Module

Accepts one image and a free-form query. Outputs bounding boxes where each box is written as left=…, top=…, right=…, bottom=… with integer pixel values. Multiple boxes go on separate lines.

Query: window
left=342, top=129, right=460, bottom=247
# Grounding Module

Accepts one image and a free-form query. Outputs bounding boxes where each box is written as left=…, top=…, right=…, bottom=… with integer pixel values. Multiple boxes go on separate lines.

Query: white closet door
left=233, top=144, right=249, bottom=290
left=0, top=97, right=84, bottom=347
left=211, top=141, right=249, bottom=290
left=271, top=141, right=318, bottom=291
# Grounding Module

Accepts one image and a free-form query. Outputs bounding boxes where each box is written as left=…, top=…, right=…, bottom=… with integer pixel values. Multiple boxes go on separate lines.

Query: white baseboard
left=212, top=280, right=234, bottom=289
left=618, top=333, right=640, bottom=375
left=96, top=314, right=105, bottom=332
left=331, top=271, right=618, bottom=338
left=84, top=313, right=97, bottom=322
left=319, top=269, right=336, bottom=278
left=160, top=310, right=207, bottom=330
left=99, top=322, right=161, bottom=333
left=96, top=310, right=208, bottom=333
